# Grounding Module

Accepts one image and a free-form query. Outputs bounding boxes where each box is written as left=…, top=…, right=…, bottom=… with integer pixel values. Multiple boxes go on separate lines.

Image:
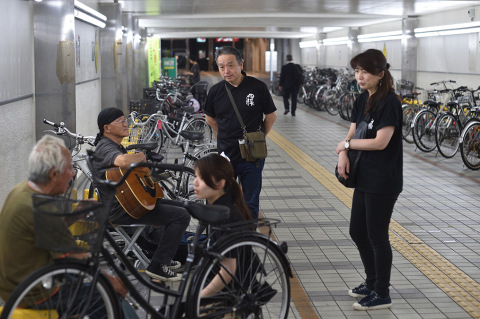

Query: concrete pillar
left=34, top=0, right=76, bottom=139
left=99, top=3, right=124, bottom=112
left=317, top=33, right=326, bottom=68
left=122, top=12, right=133, bottom=107
left=347, top=28, right=360, bottom=75
left=137, top=28, right=148, bottom=98
left=402, top=17, right=418, bottom=85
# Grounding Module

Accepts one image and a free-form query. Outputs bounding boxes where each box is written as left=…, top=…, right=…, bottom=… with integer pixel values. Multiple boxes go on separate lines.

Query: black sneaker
left=167, top=260, right=181, bottom=270
left=348, top=282, right=372, bottom=298
left=353, top=291, right=392, bottom=311
left=146, top=262, right=182, bottom=282
left=284, top=110, right=289, bottom=115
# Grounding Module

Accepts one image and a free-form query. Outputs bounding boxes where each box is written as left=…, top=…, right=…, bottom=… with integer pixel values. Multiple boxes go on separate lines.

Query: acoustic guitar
left=105, top=167, right=164, bottom=219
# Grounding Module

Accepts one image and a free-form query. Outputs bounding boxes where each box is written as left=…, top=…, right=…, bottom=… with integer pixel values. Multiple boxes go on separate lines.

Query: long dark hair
left=350, top=49, right=395, bottom=115
left=194, top=154, right=251, bottom=220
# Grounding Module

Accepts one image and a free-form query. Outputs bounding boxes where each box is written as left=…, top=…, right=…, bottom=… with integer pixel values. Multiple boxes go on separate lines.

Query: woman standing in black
left=336, top=49, right=403, bottom=310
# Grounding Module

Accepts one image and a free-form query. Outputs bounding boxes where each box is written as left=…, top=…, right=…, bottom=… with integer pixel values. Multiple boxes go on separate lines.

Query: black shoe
left=291, top=113, right=296, bottom=116
left=353, top=291, right=392, bottom=310
left=283, top=110, right=289, bottom=115
left=348, top=282, right=372, bottom=298
left=146, top=262, right=182, bottom=282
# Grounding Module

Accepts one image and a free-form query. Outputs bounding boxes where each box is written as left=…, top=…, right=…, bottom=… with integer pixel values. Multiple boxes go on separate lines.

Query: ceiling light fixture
left=357, top=31, right=403, bottom=42
left=299, top=40, right=318, bottom=48
left=323, top=37, right=349, bottom=46
left=415, top=21, right=480, bottom=37
left=74, top=0, right=107, bottom=28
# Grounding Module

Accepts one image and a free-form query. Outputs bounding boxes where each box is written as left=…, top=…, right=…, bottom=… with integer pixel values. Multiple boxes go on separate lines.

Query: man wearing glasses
left=205, top=47, right=277, bottom=220
left=93, top=108, right=190, bottom=282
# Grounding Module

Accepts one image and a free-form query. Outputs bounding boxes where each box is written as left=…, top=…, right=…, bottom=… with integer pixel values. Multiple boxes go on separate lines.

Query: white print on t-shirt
left=368, top=119, right=374, bottom=130
left=246, top=94, right=255, bottom=106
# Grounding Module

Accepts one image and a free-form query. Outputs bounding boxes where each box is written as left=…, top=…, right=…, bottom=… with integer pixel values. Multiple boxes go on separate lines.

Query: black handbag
left=335, top=113, right=371, bottom=188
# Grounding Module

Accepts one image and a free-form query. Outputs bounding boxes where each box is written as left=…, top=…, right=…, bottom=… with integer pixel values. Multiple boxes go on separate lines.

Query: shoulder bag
left=335, top=113, right=371, bottom=188
left=225, top=84, right=267, bottom=162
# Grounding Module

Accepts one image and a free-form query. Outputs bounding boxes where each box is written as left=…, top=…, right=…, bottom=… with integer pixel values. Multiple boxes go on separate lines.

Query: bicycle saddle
left=181, top=105, right=195, bottom=114
left=184, top=202, right=230, bottom=224
left=125, top=143, right=158, bottom=151
left=179, top=130, right=205, bottom=141
left=423, top=100, right=441, bottom=108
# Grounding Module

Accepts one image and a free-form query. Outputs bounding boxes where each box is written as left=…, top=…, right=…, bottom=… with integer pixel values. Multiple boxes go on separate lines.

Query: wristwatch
left=344, top=139, right=351, bottom=150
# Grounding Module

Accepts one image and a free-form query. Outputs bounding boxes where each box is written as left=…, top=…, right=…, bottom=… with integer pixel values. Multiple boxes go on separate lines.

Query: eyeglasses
left=111, top=119, right=128, bottom=125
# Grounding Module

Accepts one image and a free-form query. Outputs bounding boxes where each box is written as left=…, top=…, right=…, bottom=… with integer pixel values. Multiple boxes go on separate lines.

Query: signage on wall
left=148, top=37, right=161, bottom=85
left=215, top=38, right=239, bottom=42
left=197, top=38, right=206, bottom=42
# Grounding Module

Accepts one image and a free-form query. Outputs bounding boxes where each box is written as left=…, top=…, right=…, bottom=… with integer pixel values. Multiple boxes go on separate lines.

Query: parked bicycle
left=0, top=152, right=292, bottom=319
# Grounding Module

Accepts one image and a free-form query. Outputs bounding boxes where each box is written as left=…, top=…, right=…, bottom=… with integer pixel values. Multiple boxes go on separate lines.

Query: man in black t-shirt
left=205, top=47, right=277, bottom=219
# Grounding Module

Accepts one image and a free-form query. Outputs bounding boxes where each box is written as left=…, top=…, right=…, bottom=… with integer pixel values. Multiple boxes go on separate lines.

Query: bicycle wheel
left=185, top=148, right=219, bottom=169
left=64, top=165, right=94, bottom=200
left=325, top=90, right=340, bottom=116
left=413, top=109, right=437, bottom=152
left=140, top=121, right=164, bottom=153
left=184, top=118, right=214, bottom=145
left=314, top=86, right=327, bottom=111
left=297, top=88, right=305, bottom=104
left=435, top=112, right=460, bottom=158
left=339, top=93, right=355, bottom=121
left=0, top=262, right=120, bottom=319
left=460, top=121, right=480, bottom=170
left=402, top=105, right=416, bottom=144
left=187, top=234, right=291, bottom=319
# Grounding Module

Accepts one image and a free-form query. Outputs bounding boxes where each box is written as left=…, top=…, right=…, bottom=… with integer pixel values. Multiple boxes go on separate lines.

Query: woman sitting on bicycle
left=192, top=153, right=251, bottom=297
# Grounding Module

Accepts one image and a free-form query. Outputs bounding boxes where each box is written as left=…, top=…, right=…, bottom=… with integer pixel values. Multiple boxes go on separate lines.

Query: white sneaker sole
left=353, top=302, right=392, bottom=311
left=348, top=290, right=370, bottom=298
left=168, top=261, right=182, bottom=270
left=145, top=270, right=182, bottom=282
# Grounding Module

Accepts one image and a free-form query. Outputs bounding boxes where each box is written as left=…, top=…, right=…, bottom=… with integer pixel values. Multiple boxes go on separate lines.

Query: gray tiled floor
left=265, top=91, right=480, bottom=318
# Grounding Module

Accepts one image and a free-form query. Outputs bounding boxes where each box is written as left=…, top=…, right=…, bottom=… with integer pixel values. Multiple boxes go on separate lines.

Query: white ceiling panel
left=104, top=0, right=480, bottom=38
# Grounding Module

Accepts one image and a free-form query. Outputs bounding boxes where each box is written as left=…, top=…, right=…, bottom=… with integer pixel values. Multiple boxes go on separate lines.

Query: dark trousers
left=231, top=159, right=265, bottom=220
left=283, top=86, right=299, bottom=114
left=349, top=190, right=399, bottom=298
left=114, top=199, right=191, bottom=265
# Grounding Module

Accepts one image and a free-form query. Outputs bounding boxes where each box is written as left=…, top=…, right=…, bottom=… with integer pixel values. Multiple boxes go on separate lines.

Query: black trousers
left=350, top=189, right=399, bottom=298
left=282, top=86, right=299, bottom=114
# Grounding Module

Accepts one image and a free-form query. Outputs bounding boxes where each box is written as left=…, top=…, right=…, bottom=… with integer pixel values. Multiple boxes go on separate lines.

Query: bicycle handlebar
left=43, top=119, right=96, bottom=146
left=430, top=80, right=456, bottom=85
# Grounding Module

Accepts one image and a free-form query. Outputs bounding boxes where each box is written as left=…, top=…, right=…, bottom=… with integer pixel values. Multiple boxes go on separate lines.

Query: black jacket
left=279, top=62, right=297, bottom=89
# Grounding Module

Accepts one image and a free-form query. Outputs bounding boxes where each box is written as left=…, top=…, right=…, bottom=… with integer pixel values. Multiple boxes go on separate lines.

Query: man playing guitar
left=92, top=107, right=190, bottom=282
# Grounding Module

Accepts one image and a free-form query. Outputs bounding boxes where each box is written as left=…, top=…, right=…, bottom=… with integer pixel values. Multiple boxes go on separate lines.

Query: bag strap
left=225, top=84, right=247, bottom=134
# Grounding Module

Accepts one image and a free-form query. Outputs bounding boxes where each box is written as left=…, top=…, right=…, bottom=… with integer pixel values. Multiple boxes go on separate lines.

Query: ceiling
left=109, top=0, right=480, bottom=39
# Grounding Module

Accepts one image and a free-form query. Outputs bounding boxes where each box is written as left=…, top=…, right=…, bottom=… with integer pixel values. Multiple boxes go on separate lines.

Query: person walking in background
left=204, top=46, right=277, bottom=220
left=185, top=55, right=201, bottom=85
left=336, top=49, right=403, bottom=310
left=279, top=54, right=300, bottom=116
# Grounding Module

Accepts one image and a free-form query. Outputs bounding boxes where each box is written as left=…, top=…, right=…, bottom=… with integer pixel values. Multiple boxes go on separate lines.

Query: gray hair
left=28, top=135, right=69, bottom=184
left=215, top=46, right=243, bottom=65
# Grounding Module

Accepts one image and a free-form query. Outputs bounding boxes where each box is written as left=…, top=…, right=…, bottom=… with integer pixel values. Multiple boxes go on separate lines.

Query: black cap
left=94, top=107, right=124, bottom=145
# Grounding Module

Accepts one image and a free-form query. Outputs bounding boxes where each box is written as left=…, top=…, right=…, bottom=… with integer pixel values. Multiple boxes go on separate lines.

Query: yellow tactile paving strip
left=258, top=213, right=320, bottom=319
left=268, top=129, right=480, bottom=318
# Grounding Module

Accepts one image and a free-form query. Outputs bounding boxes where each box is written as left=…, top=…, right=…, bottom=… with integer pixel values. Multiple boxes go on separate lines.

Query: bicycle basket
left=32, top=194, right=107, bottom=253
left=396, top=79, right=415, bottom=96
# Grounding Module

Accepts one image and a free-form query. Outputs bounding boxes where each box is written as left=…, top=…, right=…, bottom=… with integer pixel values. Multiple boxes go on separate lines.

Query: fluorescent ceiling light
left=415, top=27, right=480, bottom=38
left=357, top=30, right=403, bottom=42
left=323, top=37, right=349, bottom=46
left=74, top=9, right=106, bottom=28
left=415, top=21, right=480, bottom=33
left=74, top=1, right=106, bottom=22
left=299, top=40, right=318, bottom=48
left=358, top=35, right=403, bottom=42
